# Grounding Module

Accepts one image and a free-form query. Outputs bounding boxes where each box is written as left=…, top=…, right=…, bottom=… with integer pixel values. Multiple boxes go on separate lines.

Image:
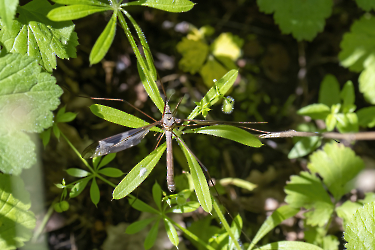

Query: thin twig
left=259, top=130, right=375, bottom=141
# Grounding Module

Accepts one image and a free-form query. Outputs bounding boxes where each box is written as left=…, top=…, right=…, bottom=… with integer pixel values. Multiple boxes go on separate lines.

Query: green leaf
left=98, top=167, right=124, bottom=177
left=336, top=200, right=362, bottom=222
left=219, top=178, right=257, bottom=191
left=359, top=63, right=375, bottom=104
left=40, top=127, right=52, bottom=147
left=285, top=172, right=334, bottom=226
left=52, top=0, right=109, bottom=5
left=340, top=80, right=355, bottom=112
left=92, top=156, right=101, bottom=169
left=152, top=182, right=162, bottom=210
left=66, top=168, right=89, bottom=177
left=256, top=0, right=333, bottom=41
left=166, top=201, right=200, bottom=213
left=357, top=106, right=375, bottom=128
left=339, top=15, right=375, bottom=72
left=176, top=37, right=209, bottom=74
left=125, top=218, right=156, bottom=234
left=98, top=153, right=116, bottom=169
left=90, top=11, right=117, bottom=65
left=199, top=56, right=231, bottom=88
left=126, top=0, right=195, bottom=13
left=47, top=5, right=111, bottom=21
left=164, top=218, right=179, bottom=247
left=344, top=201, right=375, bottom=250
left=90, top=178, right=100, bottom=206
left=56, top=112, right=77, bottom=123
left=89, top=104, right=161, bottom=132
left=249, top=205, right=299, bottom=250
left=188, top=69, right=238, bottom=120
left=180, top=141, right=212, bottom=213
left=189, top=125, right=262, bottom=148
left=0, top=54, right=62, bottom=174
left=228, top=214, right=242, bottom=250
left=128, top=196, right=160, bottom=214
left=288, top=136, right=321, bottom=159
left=308, top=142, right=364, bottom=201
left=297, top=104, right=330, bottom=120
left=325, top=113, right=336, bottom=131
left=113, top=143, right=166, bottom=199
left=254, top=241, right=324, bottom=250
left=0, top=0, right=18, bottom=29
left=0, top=0, right=79, bottom=72
left=53, top=123, right=61, bottom=139
left=69, top=177, right=91, bottom=198
left=0, top=174, right=36, bottom=249
left=144, top=219, right=160, bottom=250
left=335, top=113, right=359, bottom=133
left=318, top=74, right=340, bottom=107
left=355, top=0, right=375, bottom=11
left=322, top=235, right=339, bottom=250
left=211, top=33, right=244, bottom=61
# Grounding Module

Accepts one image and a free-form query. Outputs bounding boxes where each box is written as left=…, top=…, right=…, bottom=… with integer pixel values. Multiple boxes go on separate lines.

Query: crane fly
left=81, top=95, right=267, bottom=192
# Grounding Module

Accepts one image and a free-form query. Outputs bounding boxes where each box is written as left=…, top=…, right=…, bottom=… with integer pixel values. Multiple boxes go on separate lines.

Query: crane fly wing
left=82, top=123, right=158, bottom=158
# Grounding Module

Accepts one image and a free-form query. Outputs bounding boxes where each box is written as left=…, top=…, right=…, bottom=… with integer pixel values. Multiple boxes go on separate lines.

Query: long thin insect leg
left=154, top=132, right=165, bottom=150
left=166, top=131, right=175, bottom=192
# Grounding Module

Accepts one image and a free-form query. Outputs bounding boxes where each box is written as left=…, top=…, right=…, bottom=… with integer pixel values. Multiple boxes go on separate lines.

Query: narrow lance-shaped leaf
left=124, top=0, right=195, bottom=13
left=90, top=178, right=100, bottom=206
left=90, top=11, right=117, bottom=64
left=0, top=0, right=18, bottom=29
left=187, top=125, right=262, bottom=148
left=179, top=138, right=212, bottom=213
left=113, top=143, right=167, bottom=199
left=47, top=5, right=111, bottom=21
left=144, top=219, right=160, bottom=250
left=164, top=218, right=179, bottom=247
left=52, top=0, right=110, bottom=6
left=254, top=241, right=324, bottom=250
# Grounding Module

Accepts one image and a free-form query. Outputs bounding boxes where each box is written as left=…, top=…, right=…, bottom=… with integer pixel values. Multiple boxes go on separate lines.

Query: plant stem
left=31, top=199, right=57, bottom=242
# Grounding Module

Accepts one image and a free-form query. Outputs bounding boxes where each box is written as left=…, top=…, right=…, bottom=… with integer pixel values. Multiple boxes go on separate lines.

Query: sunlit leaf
left=47, top=5, right=111, bottom=21
left=288, top=136, right=321, bottom=159
left=0, top=174, right=36, bottom=249
left=125, top=0, right=195, bottom=13
left=0, top=0, right=78, bottom=72
left=113, top=143, right=166, bottom=199
left=0, top=54, right=62, bottom=174
left=220, top=178, right=257, bottom=191
left=211, top=33, right=244, bottom=61
left=70, top=177, right=91, bottom=198
left=357, top=107, right=375, bottom=128
left=359, top=64, right=375, bottom=104
left=176, top=38, right=209, bottom=74
left=98, top=153, right=117, bottom=169
left=336, top=200, right=362, bottom=222
left=90, top=11, right=117, bottom=65
left=52, top=0, right=109, bottom=5
left=254, top=241, right=324, bottom=250
left=199, top=56, right=229, bottom=88
left=189, top=125, right=262, bottom=148
left=257, top=0, right=333, bottom=41
left=66, top=168, right=89, bottom=177
left=297, top=104, right=330, bottom=120
left=344, top=201, right=375, bottom=250
left=0, top=0, right=18, bottom=29
left=166, top=201, right=200, bottom=213
left=164, top=218, right=179, bottom=247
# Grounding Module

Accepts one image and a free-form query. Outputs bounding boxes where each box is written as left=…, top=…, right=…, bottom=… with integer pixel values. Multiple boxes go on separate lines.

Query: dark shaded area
left=34, top=0, right=375, bottom=249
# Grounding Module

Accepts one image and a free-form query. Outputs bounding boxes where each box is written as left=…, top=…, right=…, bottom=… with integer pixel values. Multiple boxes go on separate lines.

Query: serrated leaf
left=288, top=136, right=321, bottom=159
left=211, top=33, right=244, bottom=61
left=0, top=0, right=18, bottom=29
left=322, top=235, right=339, bottom=250
left=89, top=104, right=161, bottom=132
left=164, top=218, right=179, bottom=247
left=177, top=37, right=209, bottom=74
left=113, top=143, right=166, bottom=199
left=189, top=125, right=262, bottom=148
left=249, top=205, right=299, bottom=250
left=125, top=218, right=156, bottom=234
left=220, top=178, right=257, bottom=191
left=344, top=201, right=375, bottom=250
left=70, top=177, right=91, bottom=198
left=48, top=5, right=111, bottom=21
left=357, top=106, right=375, bottom=128
left=126, top=0, right=195, bottom=13
left=359, top=63, right=375, bottom=104
left=98, top=153, right=116, bottom=169
left=66, top=168, right=89, bottom=177
left=188, top=69, right=238, bottom=120
left=339, top=15, right=375, bottom=72
left=254, top=241, right=324, bottom=250
left=308, top=142, right=364, bottom=201
left=98, top=167, right=124, bottom=177
left=355, top=0, right=375, bottom=11
left=199, top=56, right=229, bottom=87
left=144, top=219, right=160, bottom=250
left=297, top=104, right=330, bottom=120
left=90, top=178, right=100, bottom=206
left=90, top=11, right=117, bottom=65
left=285, top=172, right=334, bottom=227
left=336, top=200, right=362, bottom=222
left=180, top=142, right=212, bottom=213
left=0, top=174, right=36, bottom=249
left=257, top=0, right=333, bottom=41
left=0, top=0, right=79, bottom=72
left=0, top=54, right=62, bottom=174
left=335, top=113, right=359, bottom=133
left=318, top=74, right=340, bottom=107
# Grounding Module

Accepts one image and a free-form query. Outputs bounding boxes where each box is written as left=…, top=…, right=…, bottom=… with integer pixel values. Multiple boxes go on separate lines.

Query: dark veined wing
left=82, top=122, right=160, bottom=158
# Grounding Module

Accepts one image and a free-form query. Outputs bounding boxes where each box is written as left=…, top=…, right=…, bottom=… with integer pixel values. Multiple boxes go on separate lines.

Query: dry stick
left=259, top=130, right=375, bottom=141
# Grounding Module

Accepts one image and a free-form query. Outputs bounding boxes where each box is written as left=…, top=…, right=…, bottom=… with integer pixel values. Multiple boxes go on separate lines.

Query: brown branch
left=259, top=130, right=375, bottom=141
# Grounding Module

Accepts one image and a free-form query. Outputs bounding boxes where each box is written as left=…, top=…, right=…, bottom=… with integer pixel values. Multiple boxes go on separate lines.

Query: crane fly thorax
left=163, top=104, right=181, bottom=130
